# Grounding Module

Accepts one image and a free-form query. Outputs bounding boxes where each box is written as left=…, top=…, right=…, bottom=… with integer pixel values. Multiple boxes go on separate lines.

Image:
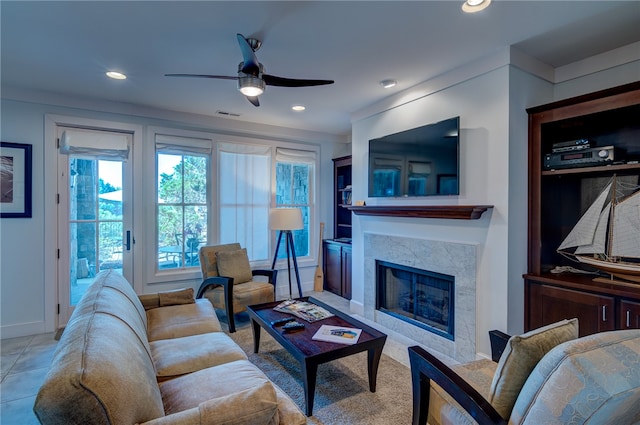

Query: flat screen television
left=368, top=116, right=459, bottom=197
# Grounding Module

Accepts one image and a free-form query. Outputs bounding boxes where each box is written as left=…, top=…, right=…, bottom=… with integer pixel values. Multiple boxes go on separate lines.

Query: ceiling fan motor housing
left=237, top=62, right=265, bottom=96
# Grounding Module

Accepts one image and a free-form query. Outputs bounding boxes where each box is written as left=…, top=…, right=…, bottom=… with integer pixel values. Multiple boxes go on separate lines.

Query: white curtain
left=218, top=142, right=271, bottom=261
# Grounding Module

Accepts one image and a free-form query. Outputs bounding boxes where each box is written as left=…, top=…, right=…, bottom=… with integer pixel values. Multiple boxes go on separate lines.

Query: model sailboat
left=557, top=175, right=640, bottom=283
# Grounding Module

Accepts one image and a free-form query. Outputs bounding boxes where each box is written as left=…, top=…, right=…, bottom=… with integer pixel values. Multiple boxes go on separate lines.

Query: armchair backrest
left=512, top=329, right=640, bottom=424
left=198, top=243, right=242, bottom=279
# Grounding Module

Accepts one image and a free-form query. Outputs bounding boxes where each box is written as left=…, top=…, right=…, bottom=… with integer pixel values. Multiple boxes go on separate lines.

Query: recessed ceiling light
left=380, top=79, right=397, bottom=89
left=462, top=0, right=491, bottom=13
left=292, top=105, right=306, bottom=111
left=106, top=71, right=127, bottom=80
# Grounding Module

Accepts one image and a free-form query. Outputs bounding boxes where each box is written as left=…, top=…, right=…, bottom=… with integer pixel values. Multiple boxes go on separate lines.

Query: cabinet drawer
left=619, top=299, right=640, bottom=330
left=528, top=283, right=615, bottom=337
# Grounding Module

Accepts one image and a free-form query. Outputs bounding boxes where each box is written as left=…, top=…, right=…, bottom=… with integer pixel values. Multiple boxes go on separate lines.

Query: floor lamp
left=270, top=208, right=303, bottom=299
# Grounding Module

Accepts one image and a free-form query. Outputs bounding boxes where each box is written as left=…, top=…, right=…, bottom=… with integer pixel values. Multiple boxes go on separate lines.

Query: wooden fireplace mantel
left=346, top=205, right=493, bottom=220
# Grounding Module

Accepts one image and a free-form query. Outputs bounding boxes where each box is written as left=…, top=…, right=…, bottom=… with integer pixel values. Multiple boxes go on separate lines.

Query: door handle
left=126, top=231, right=131, bottom=251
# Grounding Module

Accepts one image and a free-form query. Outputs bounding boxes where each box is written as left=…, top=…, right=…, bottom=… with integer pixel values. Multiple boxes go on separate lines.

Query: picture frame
left=1, top=142, right=33, bottom=218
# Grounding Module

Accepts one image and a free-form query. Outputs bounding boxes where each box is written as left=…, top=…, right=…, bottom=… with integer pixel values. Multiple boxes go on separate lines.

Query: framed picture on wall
left=1, top=142, right=33, bottom=218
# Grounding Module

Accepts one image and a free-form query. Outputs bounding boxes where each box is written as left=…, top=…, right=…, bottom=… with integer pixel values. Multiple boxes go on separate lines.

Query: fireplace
left=376, top=261, right=454, bottom=340
left=364, top=233, right=477, bottom=362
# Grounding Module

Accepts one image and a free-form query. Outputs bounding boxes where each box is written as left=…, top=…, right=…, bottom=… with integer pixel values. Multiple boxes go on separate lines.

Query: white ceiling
left=2, top=1, right=639, bottom=136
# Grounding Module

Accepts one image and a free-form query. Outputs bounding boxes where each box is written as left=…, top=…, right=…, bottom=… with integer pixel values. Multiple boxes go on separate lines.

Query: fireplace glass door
left=376, top=260, right=454, bottom=340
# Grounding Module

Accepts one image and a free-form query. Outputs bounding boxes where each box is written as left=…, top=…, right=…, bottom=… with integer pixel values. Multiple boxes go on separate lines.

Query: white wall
left=351, top=67, right=513, bottom=358
left=349, top=49, right=639, bottom=358
left=0, top=95, right=347, bottom=338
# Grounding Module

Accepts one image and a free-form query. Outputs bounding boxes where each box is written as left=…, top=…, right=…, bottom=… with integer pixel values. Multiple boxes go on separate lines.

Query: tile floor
left=0, top=290, right=422, bottom=424
left=1, top=332, right=58, bottom=424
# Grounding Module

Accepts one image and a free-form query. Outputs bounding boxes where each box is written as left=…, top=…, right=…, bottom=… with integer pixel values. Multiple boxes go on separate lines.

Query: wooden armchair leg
left=227, top=310, right=236, bottom=333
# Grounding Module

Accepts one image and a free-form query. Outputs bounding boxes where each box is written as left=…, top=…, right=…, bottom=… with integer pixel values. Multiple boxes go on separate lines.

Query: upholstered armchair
left=409, top=320, right=640, bottom=425
left=196, top=243, right=277, bottom=333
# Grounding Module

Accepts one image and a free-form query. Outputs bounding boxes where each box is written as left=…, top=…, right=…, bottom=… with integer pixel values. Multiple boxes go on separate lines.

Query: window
left=218, top=143, right=271, bottom=261
left=275, top=148, right=315, bottom=259
left=156, top=135, right=211, bottom=270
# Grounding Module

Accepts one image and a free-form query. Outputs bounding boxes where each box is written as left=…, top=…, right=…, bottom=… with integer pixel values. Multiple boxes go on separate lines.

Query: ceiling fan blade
left=246, top=96, right=260, bottom=107
left=262, top=74, right=334, bottom=87
left=236, top=34, right=260, bottom=76
left=165, top=73, right=238, bottom=80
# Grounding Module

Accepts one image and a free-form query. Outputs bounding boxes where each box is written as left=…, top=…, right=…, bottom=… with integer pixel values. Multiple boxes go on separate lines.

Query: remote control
left=282, top=321, right=305, bottom=331
left=270, top=317, right=295, bottom=326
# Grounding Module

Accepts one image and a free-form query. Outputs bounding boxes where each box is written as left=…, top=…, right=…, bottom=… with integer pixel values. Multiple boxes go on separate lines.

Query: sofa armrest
left=139, top=293, right=161, bottom=310
left=408, top=345, right=506, bottom=425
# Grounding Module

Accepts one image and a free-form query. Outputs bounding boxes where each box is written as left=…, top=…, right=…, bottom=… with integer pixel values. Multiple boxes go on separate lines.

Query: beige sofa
left=34, top=270, right=306, bottom=425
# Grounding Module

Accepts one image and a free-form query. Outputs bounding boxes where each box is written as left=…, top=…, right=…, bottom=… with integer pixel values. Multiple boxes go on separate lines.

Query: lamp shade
left=270, top=208, right=303, bottom=231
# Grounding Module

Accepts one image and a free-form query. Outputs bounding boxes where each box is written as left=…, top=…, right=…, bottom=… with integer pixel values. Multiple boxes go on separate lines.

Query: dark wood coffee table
left=247, top=297, right=387, bottom=416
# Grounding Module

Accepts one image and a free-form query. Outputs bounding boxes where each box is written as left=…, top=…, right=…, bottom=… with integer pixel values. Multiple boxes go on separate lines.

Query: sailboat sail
left=557, top=176, right=640, bottom=283
left=611, top=191, right=640, bottom=259
left=557, top=182, right=612, bottom=251
left=575, top=203, right=610, bottom=255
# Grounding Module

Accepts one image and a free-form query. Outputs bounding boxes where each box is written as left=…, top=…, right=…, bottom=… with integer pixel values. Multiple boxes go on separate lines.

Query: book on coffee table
left=312, top=324, right=362, bottom=345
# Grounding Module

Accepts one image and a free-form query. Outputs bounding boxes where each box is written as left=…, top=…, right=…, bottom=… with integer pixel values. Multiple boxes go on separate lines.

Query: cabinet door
left=342, top=245, right=352, bottom=300
left=619, top=299, right=640, bottom=330
left=528, top=283, right=615, bottom=337
left=324, top=243, right=342, bottom=295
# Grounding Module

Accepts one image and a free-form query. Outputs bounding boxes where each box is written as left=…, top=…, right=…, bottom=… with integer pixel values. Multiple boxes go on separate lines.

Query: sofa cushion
left=513, top=329, right=640, bottom=425
left=216, top=248, right=253, bottom=284
left=151, top=332, right=247, bottom=380
left=158, top=287, right=195, bottom=306
left=147, top=299, right=221, bottom=341
left=488, top=318, right=579, bottom=419
left=159, top=359, right=279, bottom=424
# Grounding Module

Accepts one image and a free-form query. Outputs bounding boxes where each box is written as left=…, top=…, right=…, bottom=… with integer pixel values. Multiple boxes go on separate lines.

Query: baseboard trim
left=1, top=321, right=47, bottom=339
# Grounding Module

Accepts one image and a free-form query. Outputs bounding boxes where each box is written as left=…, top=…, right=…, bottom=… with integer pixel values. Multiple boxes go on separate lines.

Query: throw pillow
left=216, top=248, right=253, bottom=284
left=488, top=318, right=579, bottom=419
left=158, top=288, right=195, bottom=307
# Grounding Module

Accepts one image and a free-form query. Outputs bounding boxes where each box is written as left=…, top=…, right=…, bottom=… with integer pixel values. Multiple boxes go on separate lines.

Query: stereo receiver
left=543, top=146, right=620, bottom=170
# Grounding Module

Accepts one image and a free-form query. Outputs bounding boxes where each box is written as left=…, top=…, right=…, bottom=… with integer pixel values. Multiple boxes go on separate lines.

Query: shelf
left=542, top=163, right=639, bottom=176
left=346, top=205, right=493, bottom=220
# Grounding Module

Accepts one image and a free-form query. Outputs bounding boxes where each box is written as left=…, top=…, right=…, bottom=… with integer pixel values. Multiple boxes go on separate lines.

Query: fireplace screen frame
left=375, top=260, right=455, bottom=340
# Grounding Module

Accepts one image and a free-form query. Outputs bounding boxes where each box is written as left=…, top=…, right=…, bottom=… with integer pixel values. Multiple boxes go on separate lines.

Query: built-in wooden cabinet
left=333, top=156, right=352, bottom=241
left=323, top=240, right=352, bottom=299
left=525, top=81, right=640, bottom=336
left=324, top=156, right=352, bottom=299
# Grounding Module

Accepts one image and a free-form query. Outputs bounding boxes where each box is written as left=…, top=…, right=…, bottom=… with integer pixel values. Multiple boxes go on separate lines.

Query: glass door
left=57, top=128, right=133, bottom=325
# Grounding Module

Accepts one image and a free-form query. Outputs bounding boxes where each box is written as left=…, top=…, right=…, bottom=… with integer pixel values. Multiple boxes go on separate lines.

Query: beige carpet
left=228, top=324, right=413, bottom=425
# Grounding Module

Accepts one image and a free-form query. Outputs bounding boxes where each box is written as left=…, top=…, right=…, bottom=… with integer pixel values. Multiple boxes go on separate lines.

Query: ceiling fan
left=165, top=34, right=335, bottom=107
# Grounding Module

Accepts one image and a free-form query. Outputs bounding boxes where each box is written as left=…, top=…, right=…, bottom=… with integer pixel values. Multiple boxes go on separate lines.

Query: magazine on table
left=312, top=325, right=362, bottom=345
left=273, top=299, right=334, bottom=322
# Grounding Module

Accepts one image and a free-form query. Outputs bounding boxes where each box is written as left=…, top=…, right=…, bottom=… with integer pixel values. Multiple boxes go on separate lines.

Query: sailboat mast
left=606, top=175, right=617, bottom=260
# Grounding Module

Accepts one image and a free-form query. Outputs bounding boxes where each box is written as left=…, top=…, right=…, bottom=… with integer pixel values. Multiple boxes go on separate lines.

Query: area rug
left=228, top=325, right=413, bottom=425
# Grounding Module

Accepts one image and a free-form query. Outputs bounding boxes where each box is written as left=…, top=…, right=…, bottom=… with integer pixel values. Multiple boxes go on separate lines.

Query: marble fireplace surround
left=364, top=233, right=477, bottom=363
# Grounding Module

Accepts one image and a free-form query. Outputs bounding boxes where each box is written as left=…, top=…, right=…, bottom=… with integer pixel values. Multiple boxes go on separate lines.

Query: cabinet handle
left=602, top=305, right=607, bottom=322
left=627, top=310, right=631, bottom=328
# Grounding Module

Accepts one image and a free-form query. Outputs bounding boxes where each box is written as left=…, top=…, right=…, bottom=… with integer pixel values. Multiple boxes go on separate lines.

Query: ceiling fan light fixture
left=238, top=76, right=265, bottom=96
left=106, top=71, right=127, bottom=80
left=462, top=0, right=491, bottom=13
